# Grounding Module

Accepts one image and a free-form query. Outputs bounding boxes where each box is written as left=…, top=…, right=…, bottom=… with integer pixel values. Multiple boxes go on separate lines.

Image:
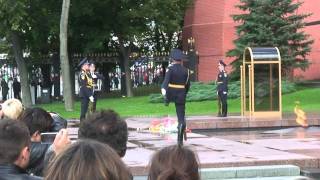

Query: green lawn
left=39, top=87, right=320, bottom=119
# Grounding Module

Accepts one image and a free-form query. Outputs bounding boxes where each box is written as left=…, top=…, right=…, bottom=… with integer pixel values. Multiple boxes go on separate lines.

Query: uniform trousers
left=217, top=91, right=228, bottom=117
left=91, top=91, right=98, bottom=112
left=175, top=102, right=186, bottom=126
left=80, top=97, right=89, bottom=120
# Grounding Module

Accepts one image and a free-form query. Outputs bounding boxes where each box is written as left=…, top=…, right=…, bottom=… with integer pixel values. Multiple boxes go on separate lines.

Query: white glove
left=223, top=91, right=227, bottom=95
left=91, top=74, right=97, bottom=78
left=161, top=88, right=166, bottom=96
left=89, top=96, right=94, bottom=102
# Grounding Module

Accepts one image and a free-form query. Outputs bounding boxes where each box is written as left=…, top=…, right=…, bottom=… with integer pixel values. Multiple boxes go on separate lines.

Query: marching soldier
left=161, top=49, right=190, bottom=146
left=216, top=60, right=228, bottom=117
left=89, top=62, right=104, bottom=112
left=78, top=58, right=94, bottom=120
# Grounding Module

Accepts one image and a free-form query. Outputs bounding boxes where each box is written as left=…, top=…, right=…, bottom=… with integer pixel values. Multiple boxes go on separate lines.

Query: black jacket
left=161, top=64, right=190, bottom=104
left=78, top=70, right=93, bottom=98
left=216, top=70, right=228, bottom=92
left=50, top=112, right=68, bottom=132
left=90, top=72, right=104, bottom=91
left=13, top=81, right=21, bottom=93
left=26, top=143, right=50, bottom=176
left=0, top=164, right=42, bottom=180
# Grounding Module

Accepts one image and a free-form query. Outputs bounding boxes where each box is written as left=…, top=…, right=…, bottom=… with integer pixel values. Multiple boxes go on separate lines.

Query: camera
left=40, top=132, right=57, bottom=144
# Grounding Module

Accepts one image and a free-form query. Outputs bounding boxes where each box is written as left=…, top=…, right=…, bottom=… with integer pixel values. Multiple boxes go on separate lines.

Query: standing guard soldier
left=78, top=58, right=94, bottom=120
left=161, top=49, right=190, bottom=146
left=89, top=62, right=104, bottom=112
left=216, top=60, right=228, bottom=117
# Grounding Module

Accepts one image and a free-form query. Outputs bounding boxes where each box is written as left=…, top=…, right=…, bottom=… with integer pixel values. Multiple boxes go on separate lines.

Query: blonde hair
left=2, top=99, right=23, bottom=120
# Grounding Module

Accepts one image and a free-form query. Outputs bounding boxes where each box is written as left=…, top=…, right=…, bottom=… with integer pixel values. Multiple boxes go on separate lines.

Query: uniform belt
left=168, top=83, right=185, bottom=89
left=86, top=86, right=93, bottom=88
left=217, top=82, right=223, bottom=84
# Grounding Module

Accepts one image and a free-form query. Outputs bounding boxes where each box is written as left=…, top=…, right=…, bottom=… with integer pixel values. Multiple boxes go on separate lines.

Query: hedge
left=149, top=80, right=296, bottom=103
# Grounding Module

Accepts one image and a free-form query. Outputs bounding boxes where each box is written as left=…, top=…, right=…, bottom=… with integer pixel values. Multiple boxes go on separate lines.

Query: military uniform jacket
left=79, top=70, right=93, bottom=98
left=161, top=64, right=190, bottom=104
left=90, top=72, right=104, bottom=91
left=216, top=70, right=228, bottom=92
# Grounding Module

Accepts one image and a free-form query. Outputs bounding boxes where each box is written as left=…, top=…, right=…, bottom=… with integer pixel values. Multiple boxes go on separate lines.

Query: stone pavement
left=125, top=113, right=320, bottom=130
left=67, top=114, right=320, bottom=176
left=123, top=129, right=320, bottom=175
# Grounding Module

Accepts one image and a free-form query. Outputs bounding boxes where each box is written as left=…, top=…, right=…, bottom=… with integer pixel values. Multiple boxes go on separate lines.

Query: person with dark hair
left=161, top=48, right=190, bottom=146
left=148, top=145, right=200, bottom=180
left=0, top=118, right=42, bottom=180
left=20, top=107, right=59, bottom=176
left=44, top=140, right=131, bottom=180
left=78, top=109, right=128, bottom=157
left=216, top=60, right=228, bottom=117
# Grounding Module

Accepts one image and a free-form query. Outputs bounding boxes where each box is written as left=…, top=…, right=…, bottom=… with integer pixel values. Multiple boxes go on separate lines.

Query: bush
left=100, top=84, right=161, bottom=99
left=149, top=80, right=297, bottom=103
left=281, top=80, right=297, bottom=94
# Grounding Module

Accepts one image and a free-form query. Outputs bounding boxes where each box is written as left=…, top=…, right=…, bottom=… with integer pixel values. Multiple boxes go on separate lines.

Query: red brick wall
left=184, top=0, right=320, bottom=81
left=294, top=1, right=320, bottom=80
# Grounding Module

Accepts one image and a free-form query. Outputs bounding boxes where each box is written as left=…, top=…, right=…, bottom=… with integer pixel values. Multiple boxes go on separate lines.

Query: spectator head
left=1, top=98, right=23, bottom=120
left=78, top=109, right=128, bottom=157
left=20, top=107, right=53, bottom=142
left=45, top=140, right=131, bottom=180
left=148, top=145, right=200, bottom=180
left=0, top=118, right=31, bottom=169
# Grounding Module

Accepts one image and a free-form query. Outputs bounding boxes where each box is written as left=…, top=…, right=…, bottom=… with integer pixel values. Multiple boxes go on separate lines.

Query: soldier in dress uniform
left=78, top=58, right=94, bottom=120
left=216, top=60, right=228, bottom=117
left=89, top=62, right=104, bottom=112
left=161, top=49, right=190, bottom=146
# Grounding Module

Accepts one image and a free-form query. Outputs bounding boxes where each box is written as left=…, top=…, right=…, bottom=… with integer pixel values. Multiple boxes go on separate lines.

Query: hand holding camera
left=52, top=129, right=71, bottom=155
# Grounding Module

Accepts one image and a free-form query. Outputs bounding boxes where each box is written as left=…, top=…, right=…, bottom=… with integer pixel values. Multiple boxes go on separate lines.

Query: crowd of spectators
left=0, top=98, right=200, bottom=180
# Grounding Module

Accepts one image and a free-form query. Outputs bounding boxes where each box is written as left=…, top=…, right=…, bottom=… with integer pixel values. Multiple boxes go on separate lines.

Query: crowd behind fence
left=0, top=57, right=168, bottom=104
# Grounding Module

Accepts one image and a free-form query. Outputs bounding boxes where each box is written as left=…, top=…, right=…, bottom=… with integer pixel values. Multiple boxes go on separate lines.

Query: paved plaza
left=68, top=114, right=320, bottom=176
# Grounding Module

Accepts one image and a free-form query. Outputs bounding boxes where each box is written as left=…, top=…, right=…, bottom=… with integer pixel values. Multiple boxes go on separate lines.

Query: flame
left=294, top=101, right=308, bottom=127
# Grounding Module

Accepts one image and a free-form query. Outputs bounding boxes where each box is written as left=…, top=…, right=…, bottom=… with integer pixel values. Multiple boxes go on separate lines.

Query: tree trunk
left=118, top=39, right=133, bottom=97
left=10, top=31, right=32, bottom=107
left=123, top=54, right=133, bottom=97
left=60, top=0, right=74, bottom=111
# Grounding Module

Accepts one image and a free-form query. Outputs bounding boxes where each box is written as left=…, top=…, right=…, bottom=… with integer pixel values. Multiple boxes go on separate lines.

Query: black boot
left=177, top=124, right=184, bottom=146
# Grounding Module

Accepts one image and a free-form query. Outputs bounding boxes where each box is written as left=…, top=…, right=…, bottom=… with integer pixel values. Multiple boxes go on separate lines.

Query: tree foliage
left=0, top=0, right=32, bottom=107
left=0, top=0, right=191, bottom=104
left=68, top=0, right=191, bottom=97
left=227, top=0, right=314, bottom=79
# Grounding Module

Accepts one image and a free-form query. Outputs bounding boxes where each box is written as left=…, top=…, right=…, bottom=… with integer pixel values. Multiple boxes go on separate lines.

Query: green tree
left=147, top=0, right=192, bottom=52
left=0, top=0, right=33, bottom=107
left=227, top=0, right=313, bottom=79
left=68, top=0, right=191, bottom=97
